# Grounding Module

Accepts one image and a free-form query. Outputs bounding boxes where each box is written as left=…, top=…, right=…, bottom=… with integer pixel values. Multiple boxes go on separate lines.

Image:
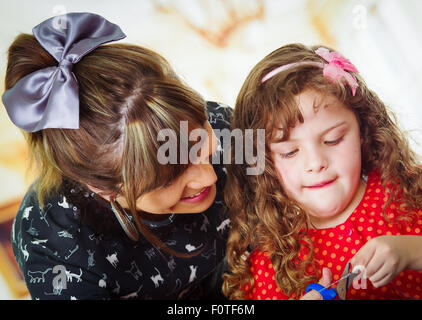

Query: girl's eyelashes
left=279, top=136, right=344, bottom=158
left=324, top=136, right=344, bottom=146
left=280, top=149, right=298, bottom=159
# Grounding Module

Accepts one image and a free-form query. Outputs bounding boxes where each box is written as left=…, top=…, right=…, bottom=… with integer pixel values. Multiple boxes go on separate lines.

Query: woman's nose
left=186, top=163, right=218, bottom=190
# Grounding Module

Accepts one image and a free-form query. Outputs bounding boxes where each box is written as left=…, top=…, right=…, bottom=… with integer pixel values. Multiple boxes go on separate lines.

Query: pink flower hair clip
left=261, top=47, right=359, bottom=96
left=315, top=47, right=358, bottom=96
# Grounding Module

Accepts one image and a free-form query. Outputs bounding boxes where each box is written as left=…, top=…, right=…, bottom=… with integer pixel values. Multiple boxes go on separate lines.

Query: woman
left=4, top=12, right=232, bottom=300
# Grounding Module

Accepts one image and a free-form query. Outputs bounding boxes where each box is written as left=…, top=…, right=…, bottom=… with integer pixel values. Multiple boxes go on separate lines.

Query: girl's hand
left=350, top=235, right=410, bottom=288
left=300, top=267, right=332, bottom=300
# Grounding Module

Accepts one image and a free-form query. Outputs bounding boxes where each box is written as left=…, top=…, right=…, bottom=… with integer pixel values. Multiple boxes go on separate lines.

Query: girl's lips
left=305, top=178, right=337, bottom=189
left=180, top=186, right=212, bottom=204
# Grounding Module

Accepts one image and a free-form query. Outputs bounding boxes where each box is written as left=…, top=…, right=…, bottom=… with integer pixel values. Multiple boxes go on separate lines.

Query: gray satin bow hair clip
left=2, top=12, right=126, bottom=132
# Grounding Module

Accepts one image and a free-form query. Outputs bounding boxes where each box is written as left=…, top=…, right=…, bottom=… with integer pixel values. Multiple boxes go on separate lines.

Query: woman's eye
left=280, top=149, right=298, bottom=159
left=162, top=181, right=173, bottom=188
left=325, top=136, right=344, bottom=146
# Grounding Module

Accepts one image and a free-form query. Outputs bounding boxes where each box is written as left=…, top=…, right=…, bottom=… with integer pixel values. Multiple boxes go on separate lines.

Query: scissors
left=308, top=261, right=359, bottom=300
left=335, top=261, right=358, bottom=300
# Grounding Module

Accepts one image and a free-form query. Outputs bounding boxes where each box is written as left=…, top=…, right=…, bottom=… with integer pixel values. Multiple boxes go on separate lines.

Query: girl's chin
left=307, top=206, right=342, bottom=219
left=307, top=201, right=345, bottom=215
left=308, top=207, right=350, bottom=228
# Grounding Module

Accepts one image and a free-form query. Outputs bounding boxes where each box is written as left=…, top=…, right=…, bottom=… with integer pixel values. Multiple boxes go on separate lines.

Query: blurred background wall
left=0, top=0, right=421, bottom=299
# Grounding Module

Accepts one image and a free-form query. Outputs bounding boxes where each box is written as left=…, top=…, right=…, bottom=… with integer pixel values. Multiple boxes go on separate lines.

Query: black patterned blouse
left=12, top=101, right=232, bottom=300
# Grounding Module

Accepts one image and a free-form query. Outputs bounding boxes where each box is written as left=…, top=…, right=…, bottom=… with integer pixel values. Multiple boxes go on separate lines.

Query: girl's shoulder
left=245, top=249, right=291, bottom=299
left=248, top=248, right=272, bottom=266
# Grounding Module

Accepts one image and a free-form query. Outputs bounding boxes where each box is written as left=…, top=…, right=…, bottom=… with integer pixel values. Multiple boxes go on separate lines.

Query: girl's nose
left=304, top=147, right=328, bottom=173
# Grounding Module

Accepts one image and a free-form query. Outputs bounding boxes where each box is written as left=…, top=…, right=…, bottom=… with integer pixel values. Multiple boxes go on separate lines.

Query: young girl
left=222, top=43, right=422, bottom=300
left=3, top=12, right=232, bottom=299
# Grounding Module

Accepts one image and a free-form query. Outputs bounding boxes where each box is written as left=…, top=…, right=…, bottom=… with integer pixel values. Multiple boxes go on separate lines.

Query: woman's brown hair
left=5, top=33, right=208, bottom=256
left=222, top=43, right=422, bottom=299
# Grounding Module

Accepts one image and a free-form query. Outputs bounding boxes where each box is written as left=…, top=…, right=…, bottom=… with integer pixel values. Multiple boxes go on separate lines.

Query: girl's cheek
left=278, top=156, right=299, bottom=173
left=275, top=161, right=293, bottom=185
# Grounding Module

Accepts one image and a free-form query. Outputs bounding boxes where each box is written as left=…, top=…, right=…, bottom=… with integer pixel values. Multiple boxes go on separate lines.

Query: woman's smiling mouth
left=180, top=186, right=212, bottom=203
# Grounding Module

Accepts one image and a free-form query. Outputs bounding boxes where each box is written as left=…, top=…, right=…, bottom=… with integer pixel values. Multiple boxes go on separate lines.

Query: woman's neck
left=115, top=195, right=173, bottom=222
left=138, top=210, right=173, bottom=222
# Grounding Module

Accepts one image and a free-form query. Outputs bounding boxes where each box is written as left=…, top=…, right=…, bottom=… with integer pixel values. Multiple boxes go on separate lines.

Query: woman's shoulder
left=206, top=101, right=232, bottom=130
left=12, top=185, right=117, bottom=299
left=12, top=186, right=83, bottom=258
left=205, top=102, right=233, bottom=191
left=12, top=182, right=121, bottom=258
left=13, top=185, right=78, bottom=236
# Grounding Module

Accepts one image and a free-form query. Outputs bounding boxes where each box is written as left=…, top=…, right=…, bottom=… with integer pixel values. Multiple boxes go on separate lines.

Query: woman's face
left=269, top=89, right=363, bottom=227
left=123, top=121, right=219, bottom=214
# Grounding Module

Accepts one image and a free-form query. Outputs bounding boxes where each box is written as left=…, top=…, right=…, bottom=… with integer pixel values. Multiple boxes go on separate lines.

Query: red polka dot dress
left=244, top=171, right=422, bottom=300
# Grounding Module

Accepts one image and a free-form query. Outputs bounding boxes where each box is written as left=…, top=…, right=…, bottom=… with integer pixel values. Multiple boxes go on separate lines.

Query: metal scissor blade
left=336, top=261, right=358, bottom=300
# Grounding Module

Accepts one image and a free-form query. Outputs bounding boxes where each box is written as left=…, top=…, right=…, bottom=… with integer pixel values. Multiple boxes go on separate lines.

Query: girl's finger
left=368, top=262, right=387, bottom=283
left=318, top=267, right=332, bottom=287
left=351, top=241, right=376, bottom=271
left=370, top=270, right=392, bottom=288
left=363, top=251, right=385, bottom=279
left=301, top=267, right=333, bottom=300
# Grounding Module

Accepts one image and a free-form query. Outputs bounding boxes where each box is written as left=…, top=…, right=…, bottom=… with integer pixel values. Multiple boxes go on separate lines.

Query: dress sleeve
left=12, top=194, right=111, bottom=300
left=244, top=250, right=290, bottom=300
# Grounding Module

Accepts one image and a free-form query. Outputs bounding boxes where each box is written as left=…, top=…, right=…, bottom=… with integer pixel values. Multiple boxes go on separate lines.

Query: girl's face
left=270, top=89, right=364, bottom=228
left=125, top=121, right=219, bottom=215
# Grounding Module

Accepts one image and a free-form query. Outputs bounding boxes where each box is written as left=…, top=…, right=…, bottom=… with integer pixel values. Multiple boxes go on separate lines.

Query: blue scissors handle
left=305, top=283, right=338, bottom=300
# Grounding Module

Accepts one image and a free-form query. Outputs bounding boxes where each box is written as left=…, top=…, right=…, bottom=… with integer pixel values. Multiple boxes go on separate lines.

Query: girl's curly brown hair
left=222, top=43, right=422, bottom=299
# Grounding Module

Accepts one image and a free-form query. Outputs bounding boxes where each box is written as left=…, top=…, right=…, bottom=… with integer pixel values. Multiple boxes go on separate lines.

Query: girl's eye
left=280, top=149, right=298, bottom=159
left=325, top=136, right=344, bottom=146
